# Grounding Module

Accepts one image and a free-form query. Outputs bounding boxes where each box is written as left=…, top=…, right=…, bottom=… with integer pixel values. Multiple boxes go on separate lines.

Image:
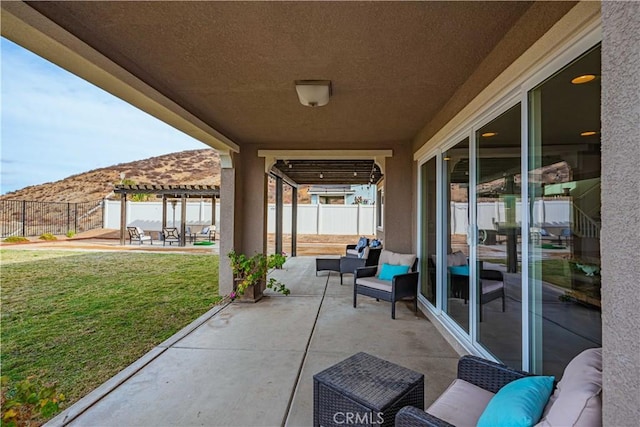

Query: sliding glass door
left=417, top=41, right=601, bottom=378
left=474, top=105, right=522, bottom=367
left=419, top=158, right=437, bottom=305
left=528, top=45, right=602, bottom=377
left=442, top=139, right=470, bottom=333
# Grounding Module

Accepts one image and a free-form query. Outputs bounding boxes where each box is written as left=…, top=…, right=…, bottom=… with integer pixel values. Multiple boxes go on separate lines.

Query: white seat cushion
left=355, top=277, right=392, bottom=293
left=447, top=251, right=467, bottom=267
left=536, top=347, right=602, bottom=427
left=346, top=249, right=360, bottom=256
left=427, top=379, right=495, bottom=426
left=481, top=280, right=504, bottom=294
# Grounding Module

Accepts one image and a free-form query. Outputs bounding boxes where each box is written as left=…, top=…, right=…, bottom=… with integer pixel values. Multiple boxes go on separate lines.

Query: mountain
left=0, top=149, right=221, bottom=203
left=0, top=149, right=311, bottom=204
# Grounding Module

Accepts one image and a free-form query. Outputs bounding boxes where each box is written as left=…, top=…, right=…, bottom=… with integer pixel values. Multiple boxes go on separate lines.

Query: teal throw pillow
left=448, top=265, right=469, bottom=276
left=477, top=375, right=555, bottom=427
left=378, top=263, right=410, bottom=281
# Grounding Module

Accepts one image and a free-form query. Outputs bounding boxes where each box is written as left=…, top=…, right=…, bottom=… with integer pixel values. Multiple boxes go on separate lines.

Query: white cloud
left=1, top=38, right=209, bottom=194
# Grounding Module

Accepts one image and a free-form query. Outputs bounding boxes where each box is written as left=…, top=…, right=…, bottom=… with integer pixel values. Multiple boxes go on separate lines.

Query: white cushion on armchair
left=376, top=250, right=416, bottom=275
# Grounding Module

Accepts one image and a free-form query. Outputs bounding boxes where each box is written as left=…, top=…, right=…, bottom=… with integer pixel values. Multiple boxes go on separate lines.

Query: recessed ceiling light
left=580, top=131, right=598, bottom=136
left=571, top=74, right=596, bottom=84
left=481, top=132, right=498, bottom=138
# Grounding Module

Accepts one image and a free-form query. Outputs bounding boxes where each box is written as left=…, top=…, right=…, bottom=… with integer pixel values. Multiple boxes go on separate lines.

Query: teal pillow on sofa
left=477, top=375, right=555, bottom=427
left=378, top=263, right=410, bottom=281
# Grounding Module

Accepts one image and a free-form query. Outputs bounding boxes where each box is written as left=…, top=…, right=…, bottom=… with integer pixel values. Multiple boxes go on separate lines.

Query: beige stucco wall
left=601, top=2, right=640, bottom=425
left=379, top=142, right=414, bottom=254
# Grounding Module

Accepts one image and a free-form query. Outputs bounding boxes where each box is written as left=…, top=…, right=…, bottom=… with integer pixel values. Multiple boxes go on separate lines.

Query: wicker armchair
left=338, top=247, right=382, bottom=284
left=353, top=250, right=418, bottom=319
left=395, top=355, right=532, bottom=427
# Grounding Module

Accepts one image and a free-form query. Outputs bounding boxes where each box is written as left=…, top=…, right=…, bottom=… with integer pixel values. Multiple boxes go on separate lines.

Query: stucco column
left=601, top=2, right=640, bottom=425
left=275, top=176, right=283, bottom=255
left=218, top=148, right=268, bottom=296
left=239, top=145, right=268, bottom=255
left=219, top=155, right=238, bottom=296
left=380, top=142, right=414, bottom=253
left=291, top=186, right=298, bottom=257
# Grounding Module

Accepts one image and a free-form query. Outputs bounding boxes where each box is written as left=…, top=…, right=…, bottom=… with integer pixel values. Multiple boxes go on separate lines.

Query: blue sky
left=0, top=38, right=208, bottom=195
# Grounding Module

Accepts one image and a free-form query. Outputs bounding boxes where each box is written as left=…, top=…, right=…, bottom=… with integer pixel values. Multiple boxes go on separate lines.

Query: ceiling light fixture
left=481, top=132, right=498, bottom=138
left=580, top=131, right=598, bottom=136
left=319, top=172, right=324, bottom=179
left=295, top=80, right=332, bottom=107
left=571, top=74, right=597, bottom=85
left=353, top=171, right=357, bottom=177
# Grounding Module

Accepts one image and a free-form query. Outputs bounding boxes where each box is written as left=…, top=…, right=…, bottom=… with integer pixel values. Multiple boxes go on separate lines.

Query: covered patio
left=47, top=257, right=459, bottom=426
left=2, top=1, right=638, bottom=425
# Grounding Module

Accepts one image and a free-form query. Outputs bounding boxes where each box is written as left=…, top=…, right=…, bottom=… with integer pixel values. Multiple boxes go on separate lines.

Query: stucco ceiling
left=26, top=1, right=540, bottom=148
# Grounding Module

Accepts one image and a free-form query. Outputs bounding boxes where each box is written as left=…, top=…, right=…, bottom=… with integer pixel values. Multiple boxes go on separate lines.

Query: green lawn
left=0, top=250, right=220, bottom=408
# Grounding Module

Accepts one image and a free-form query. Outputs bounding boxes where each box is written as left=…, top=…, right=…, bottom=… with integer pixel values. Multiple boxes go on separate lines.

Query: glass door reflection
left=475, top=104, right=522, bottom=367
left=442, top=138, right=470, bottom=333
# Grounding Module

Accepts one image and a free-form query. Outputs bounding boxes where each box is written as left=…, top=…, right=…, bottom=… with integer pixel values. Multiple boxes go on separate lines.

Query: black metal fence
left=0, top=200, right=103, bottom=238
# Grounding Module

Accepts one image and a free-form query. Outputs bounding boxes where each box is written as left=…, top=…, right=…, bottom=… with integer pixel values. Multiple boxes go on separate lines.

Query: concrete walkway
left=47, top=257, right=459, bottom=427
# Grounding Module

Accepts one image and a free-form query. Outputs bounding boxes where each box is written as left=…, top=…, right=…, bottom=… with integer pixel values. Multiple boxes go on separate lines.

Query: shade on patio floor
left=47, top=257, right=459, bottom=426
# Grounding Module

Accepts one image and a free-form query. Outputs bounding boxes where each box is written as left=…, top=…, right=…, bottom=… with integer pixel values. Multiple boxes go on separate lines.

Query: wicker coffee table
left=313, top=352, right=424, bottom=427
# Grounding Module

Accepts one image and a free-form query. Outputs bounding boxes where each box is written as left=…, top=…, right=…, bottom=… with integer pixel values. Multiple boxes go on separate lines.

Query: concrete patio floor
left=47, top=256, right=459, bottom=427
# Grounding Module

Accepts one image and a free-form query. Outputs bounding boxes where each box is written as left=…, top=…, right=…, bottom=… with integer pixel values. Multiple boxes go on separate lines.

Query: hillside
left=0, top=149, right=310, bottom=203
left=0, top=149, right=221, bottom=203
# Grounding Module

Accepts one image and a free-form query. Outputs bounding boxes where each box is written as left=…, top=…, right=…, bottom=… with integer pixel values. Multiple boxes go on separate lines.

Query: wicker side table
left=313, top=352, right=424, bottom=427
left=316, top=258, right=341, bottom=276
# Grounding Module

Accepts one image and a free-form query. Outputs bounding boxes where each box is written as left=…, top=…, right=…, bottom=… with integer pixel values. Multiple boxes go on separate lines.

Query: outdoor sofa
left=396, top=347, right=602, bottom=427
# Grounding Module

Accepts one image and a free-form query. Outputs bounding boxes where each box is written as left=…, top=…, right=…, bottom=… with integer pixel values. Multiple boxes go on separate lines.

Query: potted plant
left=228, top=251, right=290, bottom=302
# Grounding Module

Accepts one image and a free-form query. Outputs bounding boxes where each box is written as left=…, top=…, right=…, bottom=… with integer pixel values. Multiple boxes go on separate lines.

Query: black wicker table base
left=313, top=352, right=424, bottom=427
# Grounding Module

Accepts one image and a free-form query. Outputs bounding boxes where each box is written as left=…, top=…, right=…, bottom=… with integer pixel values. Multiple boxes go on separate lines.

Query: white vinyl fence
left=451, top=199, right=571, bottom=234
left=103, top=199, right=570, bottom=235
left=267, top=204, right=376, bottom=235
left=103, top=200, right=219, bottom=231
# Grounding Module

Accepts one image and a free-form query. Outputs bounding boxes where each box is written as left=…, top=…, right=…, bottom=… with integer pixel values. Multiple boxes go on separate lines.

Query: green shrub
left=65, top=231, right=76, bottom=238
left=3, top=236, right=29, bottom=243
left=38, top=233, right=57, bottom=241
left=1, top=376, right=65, bottom=426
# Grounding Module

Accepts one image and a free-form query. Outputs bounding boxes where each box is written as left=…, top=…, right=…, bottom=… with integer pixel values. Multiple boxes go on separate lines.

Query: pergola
left=114, top=184, right=220, bottom=246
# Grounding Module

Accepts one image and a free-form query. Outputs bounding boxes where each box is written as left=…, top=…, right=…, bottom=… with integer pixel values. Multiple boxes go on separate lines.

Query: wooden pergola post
left=180, top=193, right=187, bottom=246
left=119, top=192, right=127, bottom=245
left=211, top=195, right=216, bottom=226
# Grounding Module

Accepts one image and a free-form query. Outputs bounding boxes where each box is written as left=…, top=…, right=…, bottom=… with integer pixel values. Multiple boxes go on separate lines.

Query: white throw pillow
left=536, top=347, right=602, bottom=427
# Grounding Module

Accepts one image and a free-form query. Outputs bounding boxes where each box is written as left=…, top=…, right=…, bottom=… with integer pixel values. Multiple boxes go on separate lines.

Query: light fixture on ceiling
left=580, top=131, right=598, bottom=136
left=289, top=163, right=293, bottom=168
left=353, top=171, right=357, bottom=177
left=571, top=74, right=597, bottom=85
left=481, top=132, right=498, bottom=138
left=319, top=172, right=324, bottom=179
left=295, top=80, right=332, bottom=107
